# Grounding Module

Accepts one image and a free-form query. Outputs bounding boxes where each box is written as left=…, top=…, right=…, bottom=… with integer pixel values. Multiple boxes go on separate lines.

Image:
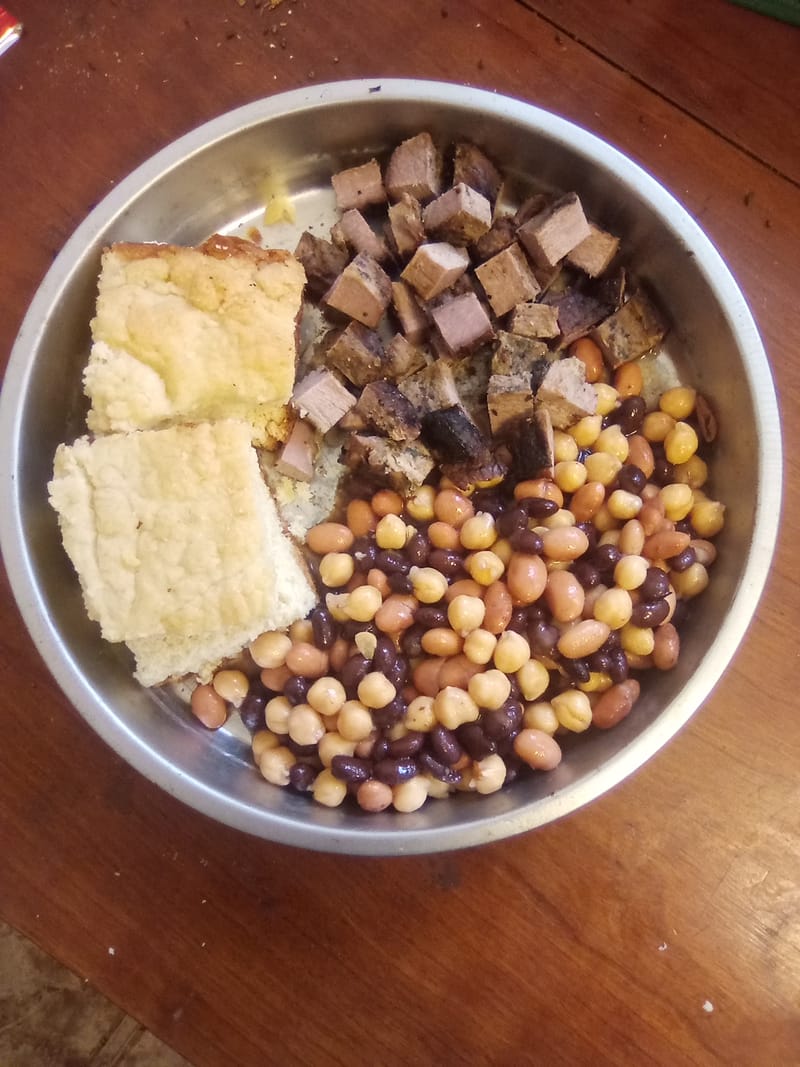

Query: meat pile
left=281, top=132, right=667, bottom=493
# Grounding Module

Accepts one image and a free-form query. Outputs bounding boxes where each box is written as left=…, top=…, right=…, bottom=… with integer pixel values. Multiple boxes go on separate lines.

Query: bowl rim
left=0, top=78, right=783, bottom=855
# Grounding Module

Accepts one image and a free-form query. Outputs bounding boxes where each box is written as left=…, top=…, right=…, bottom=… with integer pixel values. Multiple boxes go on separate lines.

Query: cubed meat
left=355, top=380, right=422, bottom=442
left=453, top=142, right=503, bottom=204
left=448, top=348, right=493, bottom=436
left=534, top=356, right=598, bottom=429
left=385, top=334, right=430, bottom=380
left=420, top=405, right=490, bottom=465
left=391, top=280, right=430, bottom=345
left=346, top=435, right=435, bottom=490
left=332, top=209, right=390, bottom=264
left=566, top=223, right=620, bottom=277
left=491, top=331, right=550, bottom=376
left=291, top=369, right=356, bottom=433
left=591, top=293, right=667, bottom=367
left=472, top=215, right=517, bottom=262
left=276, top=418, right=318, bottom=481
left=386, top=194, right=426, bottom=258
left=422, top=183, right=492, bottom=245
left=326, top=322, right=390, bottom=387
left=400, top=242, right=470, bottom=301
left=510, top=408, right=555, bottom=480
left=398, top=359, right=461, bottom=413
left=294, top=231, right=349, bottom=300
left=325, top=252, right=393, bottom=328
left=331, top=158, right=386, bottom=212
left=440, top=454, right=508, bottom=492
left=517, top=193, right=592, bottom=270
left=430, top=292, right=494, bottom=356
left=385, top=132, right=442, bottom=203
left=508, top=301, right=561, bottom=340
left=487, top=372, right=534, bottom=436
left=474, top=242, right=541, bottom=317
left=542, top=288, right=611, bottom=348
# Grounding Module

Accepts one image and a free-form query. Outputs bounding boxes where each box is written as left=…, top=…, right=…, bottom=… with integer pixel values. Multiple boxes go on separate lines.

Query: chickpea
left=211, top=668, right=249, bottom=708
left=448, top=594, right=486, bottom=636
left=337, top=700, right=375, bottom=742
left=190, top=684, right=228, bottom=729
left=433, top=686, right=480, bottom=729
left=312, top=768, right=348, bottom=808
left=594, top=382, right=619, bottom=416
left=659, top=386, right=696, bottom=420
left=552, top=689, right=593, bottom=732
left=494, top=630, right=531, bottom=673
left=514, top=729, right=562, bottom=770
left=392, top=776, right=429, bottom=812
left=319, top=552, right=355, bottom=588
left=434, top=489, right=474, bottom=528
left=345, top=584, right=384, bottom=623
left=459, top=512, right=498, bottom=550
left=593, top=424, right=630, bottom=463
left=642, top=410, right=675, bottom=443
left=541, top=507, right=577, bottom=530
left=664, top=421, right=699, bottom=465
left=307, top=676, right=347, bottom=717
left=249, top=630, right=292, bottom=670
left=288, top=703, right=325, bottom=746
left=569, top=413, right=603, bottom=448
left=523, top=701, right=559, bottom=735
left=465, top=550, right=506, bottom=586
left=468, top=669, right=511, bottom=711
left=306, top=521, right=354, bottom=555
left=405, top=484, right=436, bottom=522
left=553, top=429, right=580, bottom=463
left=606, top=489, right=643, bottom=522
left=318, top=732, right=356, bottom=768
left=265, top=695, right=292, bottom=734
left=405, top=694, right=437, bottom=732
left=463, top=628, right=498, bottom=665
left=583, top=451, right=622, bottom=486
left=671, top=562, right=709, bottom=599
left=258, top=745, right=296, bottom=786
left=371, top=488, right=404, bottom=516
left=357, top=672, right=397, bottom=709
left=409, top=566, right=449, bottom=604
left=691, top=499, right=726, bottom=538
left=517, top=658, right=550, bottom=702
left=618, top=518, right=645, bottom=557
left=592, top=586, right=633, bottom=629
left=251, top=729, right=280, bottom=762
left=620, top=623, right=656, bottom=657
left=326, top=592, right=351, bottom=622
left=673, top=454, right=708, bottom=490
left=373, top=512, right=406, bottom=551
left=289, top=618, right=315, bottom=645
left=614, top=554, right=649, bottom=591
left=578, top=671, right=613, bottom=694
left=491, top=537, right=514, bottom=566
left=473, top=754, right=507, bottom=794
left=554, top=461, right=588, bottom=494
left=354, top=631, right=378, bottom=660
left=660, top=482, right=694, bottom=522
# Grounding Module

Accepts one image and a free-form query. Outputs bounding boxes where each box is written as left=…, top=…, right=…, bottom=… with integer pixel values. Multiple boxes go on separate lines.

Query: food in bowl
left=47, top=128, right=726, bottom=816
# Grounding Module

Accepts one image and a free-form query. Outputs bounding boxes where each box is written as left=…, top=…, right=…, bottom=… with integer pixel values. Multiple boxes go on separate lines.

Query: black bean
left=611, top=395, right=646, bottom=435
left=418, top=750, right=461, bottom=783
left=481, top=700, right=523, bottom=742
left=616, top=463, right=647, bottom=495
left=341, top=619, right=378, bottom=641
left=374, top=757, right=418, bottom=785
left=640, top=566, right=671, bottom=600
left=376, top=549, right=410, bottom=574
left=406, top=531, right=430, bottom=566
left=372, top=696, right=406, bottom=729
left=388, top=731, right=425, bottom=758
left=340, top=654, right=370, bottom=696
left=288, top=763, right=316, bottom=792
left=529, top=621, right=559, bottom=657
left=284, top=738, right=320, bottom=758
left=496, top=506, right=528, bottom=538
left=674, top=519, right=694, bottom=536
left=330, top=755, right=373, bottom=783
left=576, top=522, right=599, bottom=552
left=239, top=688, right=269, bottom=733
left=373, top=636, right=397, bottom=674
left=672, top=600, right=689, bottom=627
left=401, top=624, right=425, bottom=658
left=388, top=572, right=414, bottom=594
left=283, top=675, right=310, bottom=705
left=427, top=548, right=463, bottom=577
left=630, top=599, right=671, bottom=628
left=429, top=724, right=464, bottom=766
left=519, top=496, right=559, bottom=519
left=608, top=649, right=629, bottom=683
left=456, top=721, right=496, bottom=760
left=471, top=489, right=509, bottom=514
left=588, top=651, right=613, bottom=674
left=571, top=559, right=601, bottom=589
left=506, top=607, right=530, bottom=634
left=651, top=451, right=675, bottom=486
left=600, top=629, right=621, bottom=652
left=668, top=546, right=697, bottom=573
left=502, top=754, right=524, bottom=787
left=509, top=528, right=544, bottom=555
left=415, top=604, right=448, bottom=628
left=527, top=601, right=547, bottom=622
left=592, top=543, right=622, bottom=575
left=352, top=537, right=377, bottom=573
left=561, top=657, right=591, bottom=683
left=310, top=606, right=336, bottom=649
left=386, top=658, right=408, bottom=691
left=371, top=736, right=390, bottom=762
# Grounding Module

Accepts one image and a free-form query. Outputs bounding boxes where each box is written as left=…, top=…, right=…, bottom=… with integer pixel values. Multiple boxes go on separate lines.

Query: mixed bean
left=191, top=373, right=725, bottom=813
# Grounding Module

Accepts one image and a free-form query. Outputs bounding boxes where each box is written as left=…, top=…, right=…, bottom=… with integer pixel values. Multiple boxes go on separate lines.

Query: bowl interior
left=0, top=81, right=781, bottom=854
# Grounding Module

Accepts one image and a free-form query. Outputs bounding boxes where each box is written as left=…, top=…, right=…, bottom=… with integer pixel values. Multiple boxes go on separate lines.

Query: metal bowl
left=0, top=80, right=782, bottom=855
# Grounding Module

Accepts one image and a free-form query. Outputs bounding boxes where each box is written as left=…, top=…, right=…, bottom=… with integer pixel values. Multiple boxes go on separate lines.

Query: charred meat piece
left=491, top=331, right=551, bottom=376
left=385, top=132, right=442, bottom=203
left=385, top=333, right=430, bottom=380
left=430, top=292, right=494, bottom=356
left=345, top=434, right=435, bottom=490
left=422, top=183, right=492, bottom=245
left=453, top=142, right=503, bottom=205
left=517, top=193, right=592, bottom=270
left=534, top=356, right=597, bottom=429
left=276, top=418, right=318, bottom=481
left=386, top=194, right=426, bottom=258
left=592, top=292, right=667, bottom=367
left=331, top=158, right=386, bottom=212
left=441, top=453, right=508, bottom=492
left=542, top=288, right=611, bottom=348
left=472, top=215, right=517, bottom=262
left=448, top=348, right=493, bottom=436
left=566, top=223, right=620, bottom=278
left=400, top=242, right=470, bottom=301
left=398, top=359, right=461, bottom=413
left=391, top=279, right=430, bottom=345
left=421, top=404, right=490, bottom=465
left=291, top=369, right=356, bottom=433
left=508, top=408, right=555, bottom=480
left=324, top=252, right=393, bottom=329
left=332, top=209, right=391, bottom=264
left=508, top=300, right=561, bottom=340
left=474, top=242, right=541, bottom=317
left=355, top=380, right=422, bottom=442
left=326, top=322, right=390, bottom=387
left=294, top=231, right=349, bottom=300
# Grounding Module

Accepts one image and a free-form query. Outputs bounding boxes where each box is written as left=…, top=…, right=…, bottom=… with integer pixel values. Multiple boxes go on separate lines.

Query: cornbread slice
left=48, top=420, right=316, bottom=686
left=84, top=235, right=306, bottom=447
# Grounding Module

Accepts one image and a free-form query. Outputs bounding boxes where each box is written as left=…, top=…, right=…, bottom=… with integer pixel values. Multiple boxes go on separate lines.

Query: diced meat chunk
left=391, top=280, right=430, bottom=345
left=400, top=242, right=470, bottom=301
left=508, top=301, right=561, bottom=340
left=534, top=356, right=598, bottom=429
left=385, top=334, right=430, bottom=380
left=491, top=331, right=550, bottom=376
left=421, top=405, right=490, bottom=464
left=291, top=369, right=356, bottom=433
left=385, top=132, right=442, bottom=203
left=326, top=322, right=390, bottom=387
left=332, top=209, right=390, bottom=264
left=517, top=193, right=592, bottom=270
left=398, top=359, right=461, bottom=413
left=453, top=142, right=503, bottom=204
left=440, top=454, right=508, bottom=492
left=566, top=223, right=620, bottom=277
left=331, top=158, right=386, bottom=212
left=474, top=242, right=541, bottom=317
left=542, top=288, right=611, bottom=348
left=386, top=194, right=425, bottom=258
left=487, top=372, right=534, bottom=436
left=325, top=252, right=392, bottom=328
left=276, top=418, right=318, bottom=481
left=510, top=408, right=555, bottom=480
left=355, top=380, right=422, bottom=442
left=449, top=349, right=492, bottom=436
left=430, top=292, right=494, bottom=355
left=591, top=293, right=667, bottom=367
left=472, top=215, right=517, bottom=262
left=346, top=435, right=435, bottom=490
left=422, top=183, right=492, bottom=245
left=294, top=231, right=349, bottom=300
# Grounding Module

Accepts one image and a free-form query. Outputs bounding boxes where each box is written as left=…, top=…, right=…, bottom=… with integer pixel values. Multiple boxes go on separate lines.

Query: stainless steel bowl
left=0, top=80, right=782, bottom=855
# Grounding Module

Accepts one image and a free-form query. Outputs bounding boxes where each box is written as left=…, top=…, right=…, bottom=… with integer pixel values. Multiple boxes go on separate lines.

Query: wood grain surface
left=1, top=2, right=798, bottom=1065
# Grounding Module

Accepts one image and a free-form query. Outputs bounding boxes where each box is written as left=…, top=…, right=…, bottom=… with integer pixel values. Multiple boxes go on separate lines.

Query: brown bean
left=190, top=684, right=228, bottom=729
left=627, top=435, right=655, bottom=478
left=371, top=488, right=404, bottom=516
left=434, top=489, right=474, bottom=528
left=328, top=637, right=350, bottom=674
left=643, top=529, right=691, bottom=560
left=570, top=481, right=605, bottom=523
left=413, top=657, right=446, bottom=697
left=366, top=568, right=391, bottom=598
left=306, top=521, right=355, bottom=555
left=284, top=643, right=330, bottom=678
left=514, top=479, right=564, bottom=508
left=428, top=521, right=461, bottom=550
left=445, top=578, right=484, bottom=603
left=260, top=664, right=292, bottom=691
left=545, top=569, right=585, bottom=623
left=653, top=622, right=680, bottom=670
left=591, top=679, right=641, bottom=729
left=347, top=498, right=377, bottom=537
left=438, top=654, right=483, bottom=690
left=421, top=627, right=464, bottom=658
left=506, top=554, right=548, bottom=605
left=374, top=594, right=417, bottom=633
left=557, top=619, right=610, bottom=659
left=541, top=526, right=590, bottom=562
left=482, top=581, right=513, bottom=634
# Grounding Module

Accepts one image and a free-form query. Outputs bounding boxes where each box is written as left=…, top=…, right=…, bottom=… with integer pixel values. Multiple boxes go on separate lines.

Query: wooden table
left=1, top=2, right=798, bottom=1063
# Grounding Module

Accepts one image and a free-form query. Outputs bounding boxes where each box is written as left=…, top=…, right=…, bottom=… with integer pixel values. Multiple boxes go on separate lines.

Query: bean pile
left=191, top=375, right=725, bottom=813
